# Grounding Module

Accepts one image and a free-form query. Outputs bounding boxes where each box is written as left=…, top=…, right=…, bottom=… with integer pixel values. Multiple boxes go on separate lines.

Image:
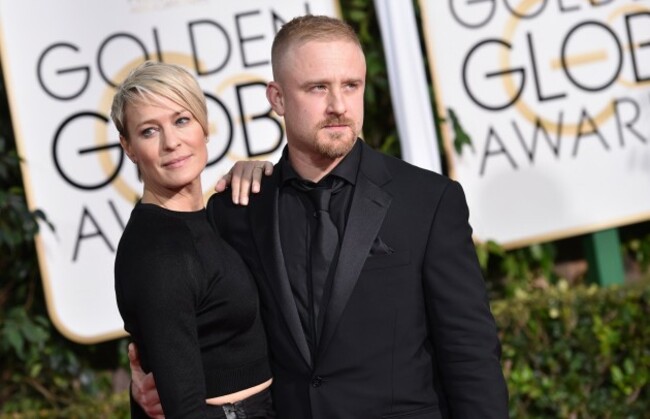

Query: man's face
left=267, top=39, right=366, bottom=163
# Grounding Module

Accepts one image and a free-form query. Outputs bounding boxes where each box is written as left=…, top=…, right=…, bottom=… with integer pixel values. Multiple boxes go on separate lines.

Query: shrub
left=495, top=281, right=650, bottom=418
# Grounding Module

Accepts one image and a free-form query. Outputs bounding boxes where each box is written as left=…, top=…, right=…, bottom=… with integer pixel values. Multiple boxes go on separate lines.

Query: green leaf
left=447, top=108, right=473, bottom=155
left=4, top=326, right=25, bottom=359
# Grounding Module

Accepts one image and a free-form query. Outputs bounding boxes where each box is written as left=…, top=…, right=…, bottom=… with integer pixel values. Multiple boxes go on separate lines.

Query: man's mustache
left=318, top=118, right=354, bottom=128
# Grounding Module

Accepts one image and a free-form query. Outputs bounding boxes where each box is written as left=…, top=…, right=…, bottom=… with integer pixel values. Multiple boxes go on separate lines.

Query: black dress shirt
left=278, top=140, right=361, bottom=354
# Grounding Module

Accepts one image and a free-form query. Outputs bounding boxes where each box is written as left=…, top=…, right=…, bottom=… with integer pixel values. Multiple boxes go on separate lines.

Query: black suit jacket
left=208, top=141, right=508, bottom=419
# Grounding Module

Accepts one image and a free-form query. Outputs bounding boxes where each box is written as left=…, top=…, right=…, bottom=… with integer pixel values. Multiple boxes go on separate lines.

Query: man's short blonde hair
left=271, top=15, right=362, bottom=81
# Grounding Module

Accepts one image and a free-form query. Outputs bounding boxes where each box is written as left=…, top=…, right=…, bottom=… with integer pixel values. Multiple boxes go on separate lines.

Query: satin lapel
left=249, top=174, right=312, bottom=368
left=319, top=151, right=392, bottom=355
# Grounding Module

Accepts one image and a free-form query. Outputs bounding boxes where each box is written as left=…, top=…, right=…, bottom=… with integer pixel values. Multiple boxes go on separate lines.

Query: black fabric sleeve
left=115, top=221, right=210, bottom=419
left=422, top=180, right=509, bottom=418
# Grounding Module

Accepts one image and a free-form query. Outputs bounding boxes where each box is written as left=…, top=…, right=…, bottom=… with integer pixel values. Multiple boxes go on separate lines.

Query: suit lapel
left=319, top=143, right=392, bottom=355
left=249, top=173, right=312, bottom=368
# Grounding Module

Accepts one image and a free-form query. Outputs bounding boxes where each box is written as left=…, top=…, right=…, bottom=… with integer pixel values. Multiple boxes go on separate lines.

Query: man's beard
left=314, top=118, right=357, bottom=159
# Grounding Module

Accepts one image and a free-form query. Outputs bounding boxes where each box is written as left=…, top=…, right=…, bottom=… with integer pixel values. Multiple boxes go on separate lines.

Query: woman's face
left=120, top=95, right=207, bottom=198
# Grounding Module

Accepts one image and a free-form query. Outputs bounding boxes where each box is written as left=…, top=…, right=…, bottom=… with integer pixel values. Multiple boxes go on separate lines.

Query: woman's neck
left=141, top=184, right=204, bottom=212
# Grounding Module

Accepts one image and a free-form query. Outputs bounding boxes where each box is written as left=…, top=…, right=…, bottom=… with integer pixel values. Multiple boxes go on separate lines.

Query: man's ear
left=119, top=135, right=136, bottom=163
left=266, top=81, right=285, bottom=117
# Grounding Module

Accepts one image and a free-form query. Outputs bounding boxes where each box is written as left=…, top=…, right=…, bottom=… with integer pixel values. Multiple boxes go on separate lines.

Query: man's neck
left=287, top=146, right=347, bottom=183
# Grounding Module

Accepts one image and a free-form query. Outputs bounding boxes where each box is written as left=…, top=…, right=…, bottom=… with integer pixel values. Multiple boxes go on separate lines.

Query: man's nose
left=326, top=89, right=346, bottom=115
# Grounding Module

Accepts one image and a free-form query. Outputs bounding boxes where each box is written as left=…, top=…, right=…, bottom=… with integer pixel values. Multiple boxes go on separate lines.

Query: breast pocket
left=382, top=405, right=442, bottom=419
left=361, top=250, right=411, bottom=271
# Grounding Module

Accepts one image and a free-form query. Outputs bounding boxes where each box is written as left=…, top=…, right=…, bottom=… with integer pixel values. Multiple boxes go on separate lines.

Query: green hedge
left=7, top=281, right=648, bottom=418
left=496, top=281, right=650, bottom=418
left=1, top=392, right=129, bottom=419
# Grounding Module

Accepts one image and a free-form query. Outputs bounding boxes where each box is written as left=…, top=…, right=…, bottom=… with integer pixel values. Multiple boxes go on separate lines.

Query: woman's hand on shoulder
left=214, top=161, right=273, bottom=205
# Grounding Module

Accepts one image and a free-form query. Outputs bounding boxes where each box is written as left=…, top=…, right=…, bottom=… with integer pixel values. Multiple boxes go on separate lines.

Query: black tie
left=292, top=177, right=343, bottom=346
left=306, top=185, right=339, bottom=329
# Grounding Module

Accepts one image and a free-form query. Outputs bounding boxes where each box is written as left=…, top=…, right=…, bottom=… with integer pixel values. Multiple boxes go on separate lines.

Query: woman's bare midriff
left=206, top=378, right=272, bottom=405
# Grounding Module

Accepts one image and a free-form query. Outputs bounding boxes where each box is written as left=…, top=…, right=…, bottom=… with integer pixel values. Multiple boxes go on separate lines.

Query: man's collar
left=280, top=139, right=361, bottom=186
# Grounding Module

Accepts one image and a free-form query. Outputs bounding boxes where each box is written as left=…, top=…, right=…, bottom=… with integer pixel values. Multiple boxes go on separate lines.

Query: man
left=132, top=15, right=508, bottom=418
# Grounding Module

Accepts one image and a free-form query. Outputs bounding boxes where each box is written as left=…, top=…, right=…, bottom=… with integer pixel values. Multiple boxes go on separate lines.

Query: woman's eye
left=141, top=127, right=156, bottom=138
left=176, top=116, right=190, bottom=125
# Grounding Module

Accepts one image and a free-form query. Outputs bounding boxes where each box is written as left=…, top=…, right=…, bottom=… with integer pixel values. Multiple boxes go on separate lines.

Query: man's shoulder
left=208, top=191, right=237, bottom=208
left=363, top=144, right=452, bottom=187
left=206, top=193, right=249, bottom=225
left=208, top=172, right=279, bottom=211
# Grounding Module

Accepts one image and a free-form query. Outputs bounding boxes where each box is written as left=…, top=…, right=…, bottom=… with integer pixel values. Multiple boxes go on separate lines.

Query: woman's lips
left=162, top=155, right=191, bottom=168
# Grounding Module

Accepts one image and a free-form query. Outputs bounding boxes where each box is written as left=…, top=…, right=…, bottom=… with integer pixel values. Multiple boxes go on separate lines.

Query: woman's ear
left=266, top=81, right=285, bottom=117
left=119, top=135, right=136, bottom=163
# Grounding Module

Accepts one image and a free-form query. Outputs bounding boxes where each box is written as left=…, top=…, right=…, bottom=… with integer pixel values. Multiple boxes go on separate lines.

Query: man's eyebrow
left=300, top=79, right=328, bottom=87
left=299, top=77, right=363, bottom=88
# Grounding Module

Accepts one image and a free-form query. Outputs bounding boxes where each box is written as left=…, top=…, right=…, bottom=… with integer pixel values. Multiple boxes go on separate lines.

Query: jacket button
left=311, top=376, right=323, bottom=387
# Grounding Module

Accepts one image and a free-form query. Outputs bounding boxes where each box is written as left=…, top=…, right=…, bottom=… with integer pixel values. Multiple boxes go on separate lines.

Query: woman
left=111, top=61, right=274, bottom=418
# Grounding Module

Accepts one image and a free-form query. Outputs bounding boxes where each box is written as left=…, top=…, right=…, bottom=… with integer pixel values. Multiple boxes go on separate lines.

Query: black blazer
left=209, top=141, right=508, bottom=419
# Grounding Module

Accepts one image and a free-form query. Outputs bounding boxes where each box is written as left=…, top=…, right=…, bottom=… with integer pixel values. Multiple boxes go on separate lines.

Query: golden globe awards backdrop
left=420, top=0, right=650, bottom=248
left=0, top=0, right=339, bottom=343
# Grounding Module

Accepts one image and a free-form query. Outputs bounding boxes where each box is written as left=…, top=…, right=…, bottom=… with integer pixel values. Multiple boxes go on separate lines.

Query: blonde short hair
left=271, top=15, right=362, bottom=81
left=110, top=61, right=208, bottom=139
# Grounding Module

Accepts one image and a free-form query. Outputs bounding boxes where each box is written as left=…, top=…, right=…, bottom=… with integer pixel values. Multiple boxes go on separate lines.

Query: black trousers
left=207, top=387, right=275, bottom=419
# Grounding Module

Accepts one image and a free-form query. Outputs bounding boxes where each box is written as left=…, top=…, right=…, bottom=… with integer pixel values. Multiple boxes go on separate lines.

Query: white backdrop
left=373, top=0, right=441, bottom=173
left=0, top=0, right=339, bottom=343
left=420, top=0, right=650, bottom=248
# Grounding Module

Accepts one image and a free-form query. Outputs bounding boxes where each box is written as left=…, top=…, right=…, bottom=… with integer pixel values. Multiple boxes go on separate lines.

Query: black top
left=114, top=199, right=271, bottom=418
